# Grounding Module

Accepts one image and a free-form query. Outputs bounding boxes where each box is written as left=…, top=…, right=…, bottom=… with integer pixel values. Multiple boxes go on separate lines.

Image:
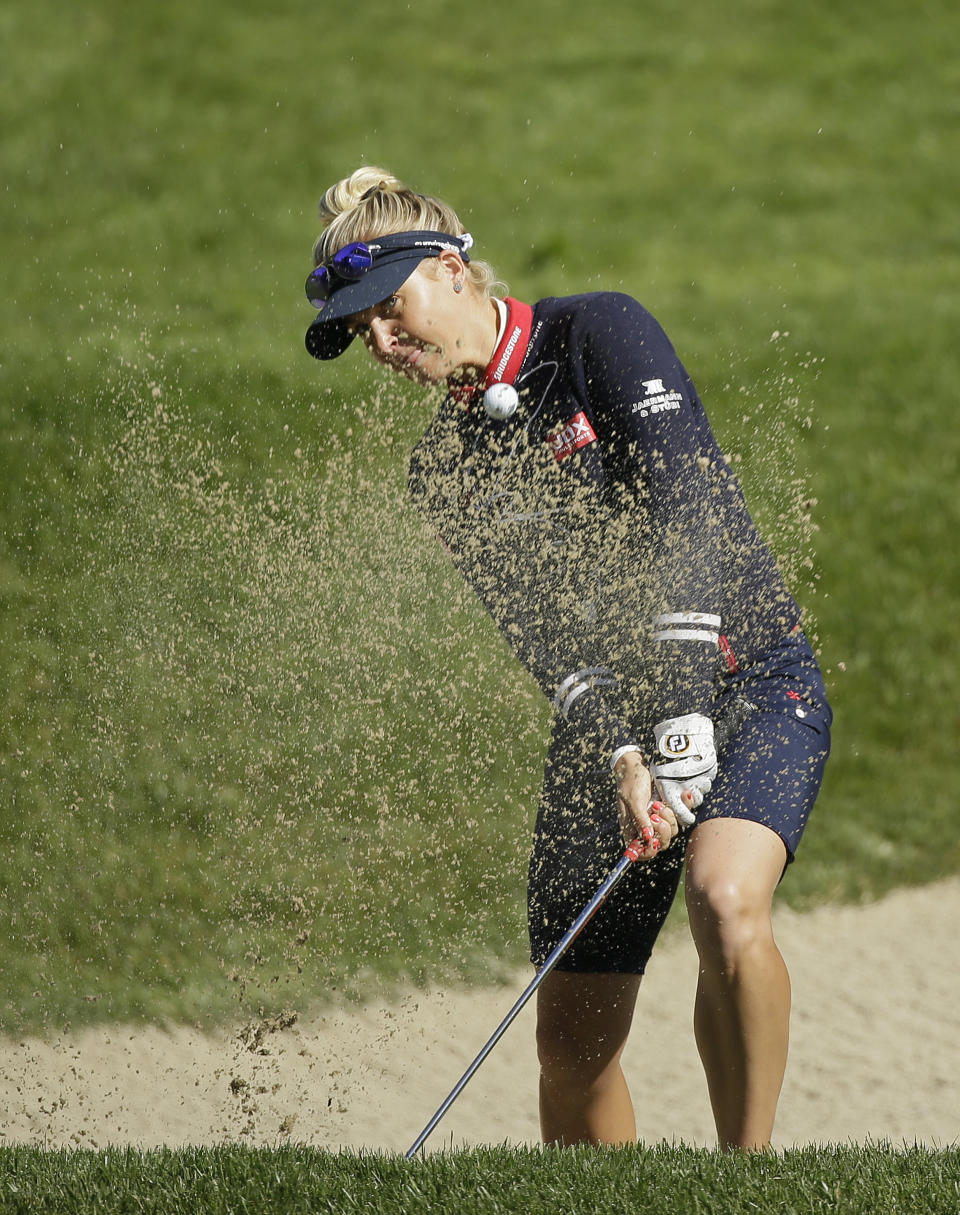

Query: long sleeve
left=575, top=294, right=726, bottom=741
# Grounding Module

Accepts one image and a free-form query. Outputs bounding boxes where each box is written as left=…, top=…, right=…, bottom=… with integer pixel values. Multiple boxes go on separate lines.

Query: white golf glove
left=651, top=713, right=718, bottom=828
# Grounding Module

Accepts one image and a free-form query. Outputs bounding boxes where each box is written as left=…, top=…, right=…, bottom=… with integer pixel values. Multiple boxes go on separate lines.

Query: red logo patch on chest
left=547, top=411, right=597, bottom=463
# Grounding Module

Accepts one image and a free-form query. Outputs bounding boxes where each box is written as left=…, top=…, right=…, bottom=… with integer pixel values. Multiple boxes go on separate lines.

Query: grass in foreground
left=1, top=1144, right=957, bottom=1215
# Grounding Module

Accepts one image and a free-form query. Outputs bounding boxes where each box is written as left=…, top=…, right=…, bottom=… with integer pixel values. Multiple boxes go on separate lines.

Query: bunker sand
left=1, top=879, right=957, bottom=1151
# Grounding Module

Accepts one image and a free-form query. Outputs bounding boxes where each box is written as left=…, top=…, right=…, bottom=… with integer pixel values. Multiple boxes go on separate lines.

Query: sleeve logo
left=546, top=411, right=598, bottom=462
left=632, top=378, right=684, bottom=418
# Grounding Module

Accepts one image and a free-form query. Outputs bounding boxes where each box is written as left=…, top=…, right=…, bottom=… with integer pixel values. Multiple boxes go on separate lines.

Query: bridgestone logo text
left=493, top=325, right=523, bottom=381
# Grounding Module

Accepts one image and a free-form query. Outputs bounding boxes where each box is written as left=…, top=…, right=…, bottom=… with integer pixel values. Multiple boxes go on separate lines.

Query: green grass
left=5, top=1146, right=960, bottom=1215
left=2, top=0, right=960, bottom=1034
left=1, top=1144, right=958, bottom=1215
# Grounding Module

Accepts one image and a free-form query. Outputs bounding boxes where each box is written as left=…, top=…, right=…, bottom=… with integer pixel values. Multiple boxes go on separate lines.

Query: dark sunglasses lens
left=305, top=242, right=374, bottom=307
left=331, top=242, right=373, bottom=279
left=305, top=266, right=332, bottom=307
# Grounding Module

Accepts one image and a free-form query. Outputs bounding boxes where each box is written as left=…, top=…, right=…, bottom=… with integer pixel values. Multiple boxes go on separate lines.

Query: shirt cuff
left=610, top=744, right=645, bottom=772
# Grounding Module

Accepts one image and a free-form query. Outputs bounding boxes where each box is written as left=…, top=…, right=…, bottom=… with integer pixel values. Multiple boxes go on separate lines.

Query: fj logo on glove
left=664, top=734, right=692, bottom=755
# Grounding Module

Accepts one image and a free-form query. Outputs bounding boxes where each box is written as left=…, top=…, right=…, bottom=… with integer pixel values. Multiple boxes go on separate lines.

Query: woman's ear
left=435, top=248, right=467, bottom=288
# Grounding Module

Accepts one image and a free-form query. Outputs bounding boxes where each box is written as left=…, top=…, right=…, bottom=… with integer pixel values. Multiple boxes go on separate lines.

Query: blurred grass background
left=1, top=0, right=958, bottom=1033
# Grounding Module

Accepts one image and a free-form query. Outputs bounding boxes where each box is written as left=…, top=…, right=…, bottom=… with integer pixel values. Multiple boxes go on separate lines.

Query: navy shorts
left=527, top=631, right=832, bottom=974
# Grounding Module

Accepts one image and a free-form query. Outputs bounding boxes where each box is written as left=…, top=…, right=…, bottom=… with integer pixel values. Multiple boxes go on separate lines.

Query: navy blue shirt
left=409, top=292, right=800, bottom=768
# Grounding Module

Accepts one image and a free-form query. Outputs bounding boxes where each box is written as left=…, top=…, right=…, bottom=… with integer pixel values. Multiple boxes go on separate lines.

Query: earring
left=453, top=280, right=463, bottom=293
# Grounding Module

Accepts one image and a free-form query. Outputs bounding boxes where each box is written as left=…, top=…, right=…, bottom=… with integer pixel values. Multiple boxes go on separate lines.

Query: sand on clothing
left=1, top=878, right=957, bottom=1152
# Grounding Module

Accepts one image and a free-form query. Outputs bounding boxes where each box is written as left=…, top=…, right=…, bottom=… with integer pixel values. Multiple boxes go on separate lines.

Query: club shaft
left=404, top=848, right=636, bottom=1159
left=403, top=696, right=756, bottom=1159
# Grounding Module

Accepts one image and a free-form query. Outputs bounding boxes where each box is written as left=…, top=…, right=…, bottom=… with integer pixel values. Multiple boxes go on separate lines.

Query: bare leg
left=684, top=817, right=791, bottom=1150
left=535, top=970, right=643, bottom=1146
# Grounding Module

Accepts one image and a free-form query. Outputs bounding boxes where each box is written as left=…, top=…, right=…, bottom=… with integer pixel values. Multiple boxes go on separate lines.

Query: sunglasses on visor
left=305, top=232, right=474, bottom=310
left=305, top=242, right=375, bottom=307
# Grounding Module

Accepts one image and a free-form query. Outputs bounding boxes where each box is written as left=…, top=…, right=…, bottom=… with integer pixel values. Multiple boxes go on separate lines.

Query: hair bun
left=360, top=180, right=393, bottom=201
left=319, top=166, right=404, bottom=224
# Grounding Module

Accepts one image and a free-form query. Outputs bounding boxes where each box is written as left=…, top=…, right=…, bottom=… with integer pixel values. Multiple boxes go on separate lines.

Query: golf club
left=405, top=830, right=648, bottom=1159
left=404, top=695, right=755, bottom=1159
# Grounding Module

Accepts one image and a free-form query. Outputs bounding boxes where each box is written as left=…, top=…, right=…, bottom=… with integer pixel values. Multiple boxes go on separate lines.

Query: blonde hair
left=312, top=166, right=505, bottom=297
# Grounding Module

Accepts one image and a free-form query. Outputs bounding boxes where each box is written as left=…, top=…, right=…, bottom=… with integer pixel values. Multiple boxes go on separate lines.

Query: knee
left=685, top=873, right=774, bottom=969
left=536, top=1014, right=595, bottom=1078
left=536, top=1010, right=622, bottom=1086
left=535, top=973, right=639, bottom=1088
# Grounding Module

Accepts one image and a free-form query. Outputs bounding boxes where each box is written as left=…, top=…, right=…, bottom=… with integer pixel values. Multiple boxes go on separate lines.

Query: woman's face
left=346, top=258, right=481, bottom=386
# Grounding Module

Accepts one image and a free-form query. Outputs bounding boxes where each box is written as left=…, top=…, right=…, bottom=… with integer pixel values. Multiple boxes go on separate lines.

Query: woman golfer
left=302, top=167, right=831, bottom=1151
